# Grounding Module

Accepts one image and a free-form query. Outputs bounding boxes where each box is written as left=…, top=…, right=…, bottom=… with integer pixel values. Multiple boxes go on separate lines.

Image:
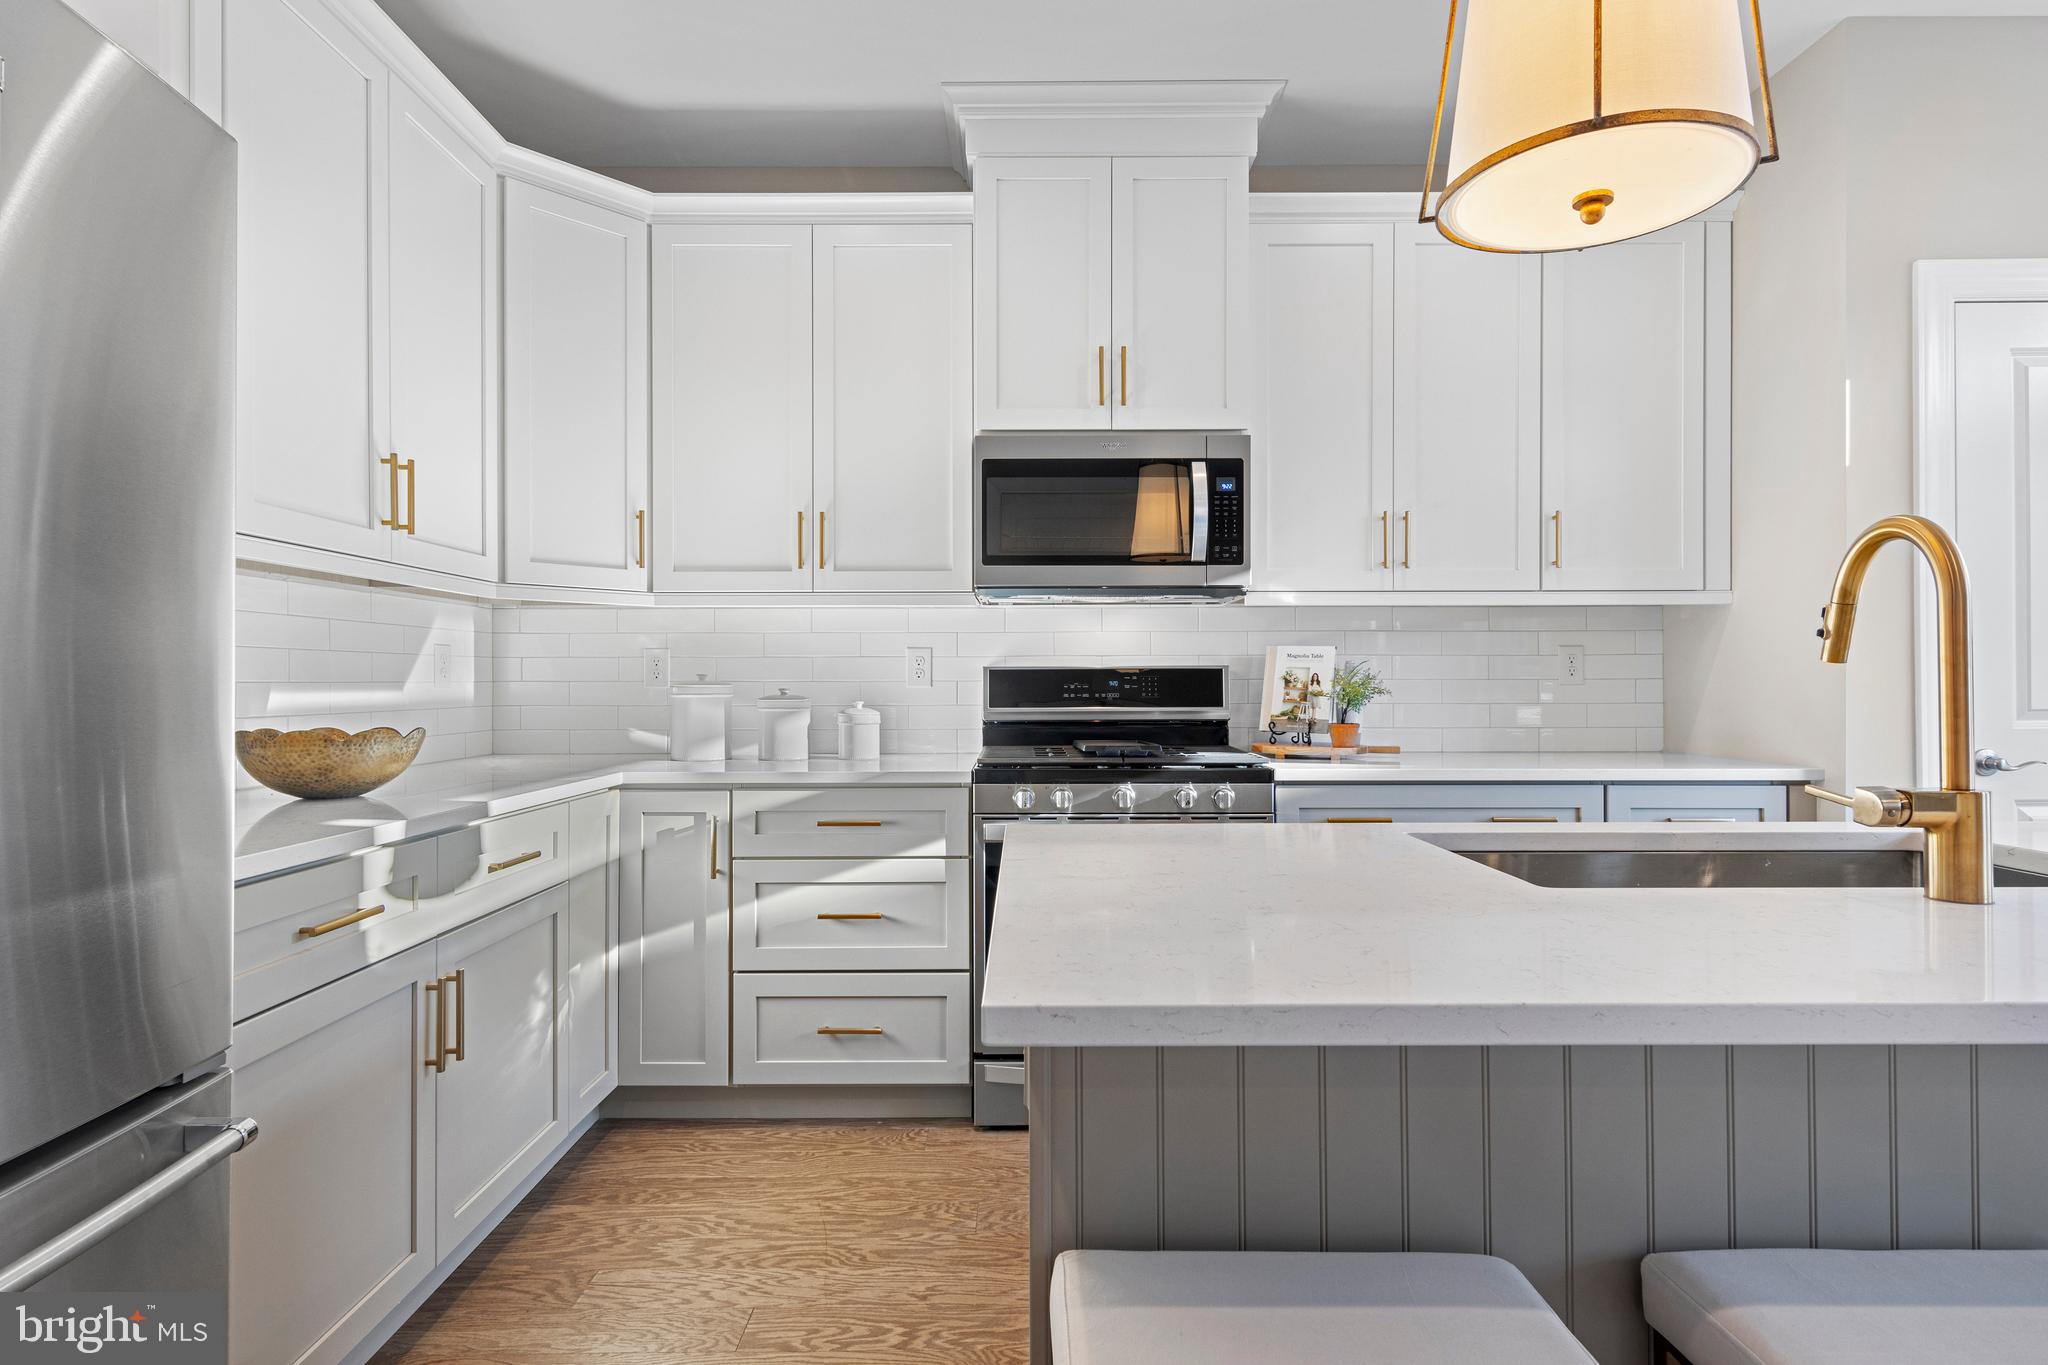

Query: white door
left=227, top=945, right=435, bottom=1365
left=650, top=226, right=813, bottom=591
left=1953, top=298, right=2048, bottom=821
left=1113, top=156, right=1252, bottom=429
left=1250, top=221, right=1394, bottom=591
left=565, top=792, right=618, bottom=1120
left=385, top=82, right=496, bottom=580
left=972, top=156, right=1112, bottom=430
left=1541, top=222, right=1706, bottom=591
left=619, top=792, right=730, bottom=1085
left=1394, top=227, right=1543, bottom=591
left=502, top=181, right=649, bottom=590
left=224, top=0, right=389, bottom=559
left=813, top=224, right=974, bottom=592
left=432, top=886, right=569, bottom=1250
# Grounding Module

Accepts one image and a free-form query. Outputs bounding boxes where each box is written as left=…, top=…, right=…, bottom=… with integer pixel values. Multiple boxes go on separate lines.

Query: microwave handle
left=1190, top=461, right=1210, bottom=564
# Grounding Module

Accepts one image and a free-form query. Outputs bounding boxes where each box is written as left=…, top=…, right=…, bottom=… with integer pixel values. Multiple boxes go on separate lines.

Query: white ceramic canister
left=755, top=687, right=812, bottom=760
left=837, top=700, right=882, bottom=760
left=668, top=675, right=733, bottom=761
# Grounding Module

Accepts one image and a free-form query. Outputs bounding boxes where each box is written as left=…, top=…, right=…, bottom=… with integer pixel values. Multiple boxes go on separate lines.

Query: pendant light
left=1421, top=0, right=1779, bottom=253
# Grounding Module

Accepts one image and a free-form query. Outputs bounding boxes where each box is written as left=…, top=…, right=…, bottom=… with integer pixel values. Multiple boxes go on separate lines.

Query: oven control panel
left=1205, top=461, right=1245, bottom=566
left=972, top=781, right=1274, bottom=818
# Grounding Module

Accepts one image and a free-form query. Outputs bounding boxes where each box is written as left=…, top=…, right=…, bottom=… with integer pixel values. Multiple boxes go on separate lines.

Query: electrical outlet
left=431, top=642, right=453, bottom=685
left=907, top=646, right=934, bottom=688
left=642, top=647, right=671, bottom=687
left=1559, top=644, right=1586, bottom=683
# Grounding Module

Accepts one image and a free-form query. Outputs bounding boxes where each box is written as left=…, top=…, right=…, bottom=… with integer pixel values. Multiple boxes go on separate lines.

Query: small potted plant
left=1326, top=660, right=1389, bottom=749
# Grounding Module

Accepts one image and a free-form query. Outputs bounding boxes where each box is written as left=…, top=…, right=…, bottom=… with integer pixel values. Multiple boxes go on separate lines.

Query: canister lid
left=755, top=686, right=810, bottom=710
left=671, top=673, right=733, bottom=697
left=839, top=700, right=881, bottom=726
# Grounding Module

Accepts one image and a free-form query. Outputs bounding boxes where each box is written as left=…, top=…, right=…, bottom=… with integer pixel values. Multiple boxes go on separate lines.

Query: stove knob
left=1174, top=784, right=1200, bottom=811
left=1112, top=782, right=1139, bottom=812
left=1051, top=786, right=1075, bottom=813
left=1011, top=785, right=1036, bottom=812
left=1212, top=784, right=1238, bottom=812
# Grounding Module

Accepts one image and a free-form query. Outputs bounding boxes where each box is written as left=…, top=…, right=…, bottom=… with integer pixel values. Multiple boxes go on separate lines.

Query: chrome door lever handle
left=1976, top=748, right=2045, bottom=777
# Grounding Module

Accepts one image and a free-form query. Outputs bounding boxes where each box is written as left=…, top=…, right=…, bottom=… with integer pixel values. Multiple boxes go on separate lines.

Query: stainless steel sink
left=1457, top=847, right=1925, bottom=889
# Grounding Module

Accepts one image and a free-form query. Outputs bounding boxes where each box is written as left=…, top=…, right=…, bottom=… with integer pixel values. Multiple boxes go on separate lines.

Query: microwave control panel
left=1206, top=462, right=1245, bottom=565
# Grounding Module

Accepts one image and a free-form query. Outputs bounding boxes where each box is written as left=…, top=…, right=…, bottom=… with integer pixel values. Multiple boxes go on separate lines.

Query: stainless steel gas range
left=969, top=665, right=1275, bottom=1127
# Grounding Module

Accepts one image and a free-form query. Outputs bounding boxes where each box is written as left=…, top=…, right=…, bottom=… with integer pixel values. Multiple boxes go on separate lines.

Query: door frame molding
left=1910, top=258, right=2048, bottom=785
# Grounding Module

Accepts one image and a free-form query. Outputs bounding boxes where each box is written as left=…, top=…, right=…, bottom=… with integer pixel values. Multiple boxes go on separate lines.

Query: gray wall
left=1030, top=1044, right=2048, bottom=1365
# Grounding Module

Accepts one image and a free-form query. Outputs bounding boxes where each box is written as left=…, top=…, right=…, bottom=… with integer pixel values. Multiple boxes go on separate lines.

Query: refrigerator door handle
left=0, top=1119, right=256, bottom=1292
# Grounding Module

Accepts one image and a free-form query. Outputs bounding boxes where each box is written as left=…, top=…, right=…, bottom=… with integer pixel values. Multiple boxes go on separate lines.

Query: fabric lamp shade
left=1431, top=0, right=1770, bottom=253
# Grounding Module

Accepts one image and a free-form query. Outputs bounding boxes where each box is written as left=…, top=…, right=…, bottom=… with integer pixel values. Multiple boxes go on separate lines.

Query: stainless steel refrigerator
left=0, top=0, right=250, bottom=1299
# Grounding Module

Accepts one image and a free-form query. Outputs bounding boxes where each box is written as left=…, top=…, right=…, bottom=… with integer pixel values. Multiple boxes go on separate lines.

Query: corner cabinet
left=975, top=155, right=1250, bottom=431
left=502, top=181, right=650, bottom=591
left=618, top=792, right=731, bottom=1085
left=650, top=222, right=972, bottom=593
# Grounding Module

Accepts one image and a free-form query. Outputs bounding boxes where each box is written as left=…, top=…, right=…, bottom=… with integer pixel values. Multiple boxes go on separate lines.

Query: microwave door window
left=982, top=460, right=1194, bottom=565
left=1128, top=463, right=1191, bottom=562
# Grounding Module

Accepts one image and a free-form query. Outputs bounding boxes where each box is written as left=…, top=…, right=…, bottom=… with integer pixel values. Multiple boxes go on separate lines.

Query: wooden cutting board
left=1252, top=743, right=1402, bottom=762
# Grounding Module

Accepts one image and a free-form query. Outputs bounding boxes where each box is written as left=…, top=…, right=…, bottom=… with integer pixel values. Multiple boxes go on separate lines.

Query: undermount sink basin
left=1457, top=847, right=1925, bottom=890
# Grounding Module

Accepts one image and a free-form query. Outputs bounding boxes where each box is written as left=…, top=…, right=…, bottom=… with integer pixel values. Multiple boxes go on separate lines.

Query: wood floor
left=371, top=1119, right=1030, bottom=1365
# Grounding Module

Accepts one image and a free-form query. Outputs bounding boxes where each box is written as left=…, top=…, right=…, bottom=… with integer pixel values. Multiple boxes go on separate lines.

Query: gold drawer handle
left=443, top=969, right=465, bottom=1064
left=1489, top=815, right=1559, bottom=823
left=487, top=849, right=543, bottom=874
left=296, top=903, right=385, bottom=939
left=817, top=912, right=884, bottom=921
left=817, top=1026, right=885, bottom=1036
left=816, top=820, right=884, bottom=828
left=1327, top=817, right=1392, bottom=824
left=1663, top=816, right=1740, bottom=822
left=425, top=977, right=447, bottom=1072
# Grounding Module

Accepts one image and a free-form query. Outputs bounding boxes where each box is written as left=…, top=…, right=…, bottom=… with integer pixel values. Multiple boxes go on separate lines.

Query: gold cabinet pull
left=1402, top=510, right=1412, bottom=568
left=1097, top=345, right=1106, bottom=406
left=708, top=815, right=721, bottom=880
left=819, top=510, right=826, bottom=567
left=402, top=455, right=416, bottom=534
left=425, top=978, right=448, bottom=1072
left=817, top=819, right=884, bottom=827
left=1379, top=511, right=1390, bottom=569
left=816, top=912, right=884, bottom=920
left=634, top=509, right=645, bottom=568
left=1663, top=816, right=1739, bottom=822
left=1119, top=345, right=1128, bottom=406
left=487, top=849, right=542, bottom=874
left=1551, top=510, right=1563, bottom=568
left=1326, top=817, right=1393, bottom=824
left=296, top=903, right=385, bottom=939
left=797, top=510, right=806, bottom=569
left=444, top=969, right=465, bottom=1064
left=1489, top=815, right=1559, bottom=823
left=816, top=1026, right=885, bottom=1036
left=380, top=453, right=416, bottom=534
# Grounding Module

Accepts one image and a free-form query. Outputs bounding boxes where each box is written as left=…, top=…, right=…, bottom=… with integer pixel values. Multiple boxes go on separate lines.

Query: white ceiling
left=370, top=0, right=2048, bottom=171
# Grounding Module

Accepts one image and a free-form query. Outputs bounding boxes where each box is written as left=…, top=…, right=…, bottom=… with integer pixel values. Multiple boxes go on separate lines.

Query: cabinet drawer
left=1280, top=783, right=1605, bottom=825
left=1606, top=783, right=1788, bottom=823
left=732, top=788, right=967, bottom=858
left=233, top=840, right=436, bottom=1021
left=734, top=859, right=968, bottom=971
left=426, top=802, right=571, bottom=911
left=732, top=972, right=969, bottom=1086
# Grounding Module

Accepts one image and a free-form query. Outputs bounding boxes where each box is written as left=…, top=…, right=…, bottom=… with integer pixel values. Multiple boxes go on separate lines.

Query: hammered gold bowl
left=235, top=726, right=427, bottom=799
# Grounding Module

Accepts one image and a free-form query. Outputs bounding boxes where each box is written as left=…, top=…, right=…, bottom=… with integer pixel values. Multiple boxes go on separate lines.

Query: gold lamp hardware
left=1120, top=345, right=1128, bottom=406
left=816, top=1026, right=885, bottom=1036
left=1097, top=345, right=1106, bottom=406
left=1418, top=0, right=1781, bottom=253
left=1379, top=511, right=1391, bottom=570
left=816, top=912, right=885, bottom=920
left=1402, top=510, right=1412, bottom=568
left=708, top=815, right=720, bottom=879
left=797, top=510, right=806, bottom=569
left=443, top=969, right=465, bottom=1064
left=425, top=978, right=448, bottom=1072
left=296, top=903, right=385, bottom=939
left=634, top=509, right=645, bottom=568
left=1551, top=510, right=1563, bottom=568
left=1812, top=514, right=1991, bottom=903
left=487, top=849, right=542, bottom=874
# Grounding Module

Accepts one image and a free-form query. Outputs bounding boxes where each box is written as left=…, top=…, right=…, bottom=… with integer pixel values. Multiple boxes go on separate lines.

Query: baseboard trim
left=603, top=1084, right=971, bottom=1120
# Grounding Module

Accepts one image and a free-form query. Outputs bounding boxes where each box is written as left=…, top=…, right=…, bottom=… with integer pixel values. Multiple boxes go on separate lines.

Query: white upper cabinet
left=1393, top=226, right=1542, bottom=591
left=224, top=0, right=389, bottom=559
left=813, top=224, right=974, bottom=592
left=502, top=181, right=650, bottom=591
left=651, top=226, right=814, bottom=592
left=1113, top=157, right=1252, bottom=429
left=385, top=83, right=497, bottom=580
left=1251, top=221, right=1394, bottom=591
left=973, top=157, right=1113, bottom=430
left=974, top=155, right=1250, bottom=432
left=1541, top=222, right=1707, bottom=591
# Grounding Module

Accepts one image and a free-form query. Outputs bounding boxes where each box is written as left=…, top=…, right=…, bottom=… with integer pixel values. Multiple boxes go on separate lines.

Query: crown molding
left=497, top=144, right=655, bottom=217
left=940, top=79, right=1285, bottom=177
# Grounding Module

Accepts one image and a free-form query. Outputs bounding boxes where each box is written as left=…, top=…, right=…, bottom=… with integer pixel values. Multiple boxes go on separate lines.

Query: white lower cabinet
left=1279, top=783, right=1606, bottom=824
left=565, top=792, right=619, bottom=1119
left=618, top=791, right=731, bottom=1085
left=1606, top=784, right=1789, bottom=823
left=228, top=944, right=437, bottom=1365
left=732, top=971, right=970, bottom=1086
left=733, top=858, right=969, bottom=972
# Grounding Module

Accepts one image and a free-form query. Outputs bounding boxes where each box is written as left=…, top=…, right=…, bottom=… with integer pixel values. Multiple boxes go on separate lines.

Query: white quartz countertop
left=1267, top=751, right=1822, bottom=783
left=979, top=821, right=2048, bottom=1048
left=1995, top=822, right=2048, bottom=876
left=235, top=752, right=977, bottom=882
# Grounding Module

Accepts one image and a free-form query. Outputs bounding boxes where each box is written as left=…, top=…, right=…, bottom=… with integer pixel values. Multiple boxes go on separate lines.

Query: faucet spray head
left=1818, top=601, right=1856, bottom=663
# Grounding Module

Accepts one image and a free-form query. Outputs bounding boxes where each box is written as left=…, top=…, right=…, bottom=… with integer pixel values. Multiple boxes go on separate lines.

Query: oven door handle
left=980, top=820, right=1010, bottom=843
left=1189, top=460, right=1210, bottom=564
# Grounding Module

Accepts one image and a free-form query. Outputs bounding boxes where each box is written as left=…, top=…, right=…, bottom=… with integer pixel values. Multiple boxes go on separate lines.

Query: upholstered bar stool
left=1643, top=1249, right=2048, bottom=1364
left=1048, top=1250, right=1595, bottom=1364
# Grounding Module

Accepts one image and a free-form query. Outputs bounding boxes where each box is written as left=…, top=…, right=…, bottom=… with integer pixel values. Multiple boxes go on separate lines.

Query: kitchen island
left=983, top=822, right=2048, bottom=1365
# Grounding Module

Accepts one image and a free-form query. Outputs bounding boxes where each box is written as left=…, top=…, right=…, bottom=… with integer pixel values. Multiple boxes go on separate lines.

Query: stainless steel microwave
left=972, top=432, right=1249, bottom=602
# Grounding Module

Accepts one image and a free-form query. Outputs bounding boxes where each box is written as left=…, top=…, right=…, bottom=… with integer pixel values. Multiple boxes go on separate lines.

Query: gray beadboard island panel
left=1027, top=1043, right=2048, bottom=1365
